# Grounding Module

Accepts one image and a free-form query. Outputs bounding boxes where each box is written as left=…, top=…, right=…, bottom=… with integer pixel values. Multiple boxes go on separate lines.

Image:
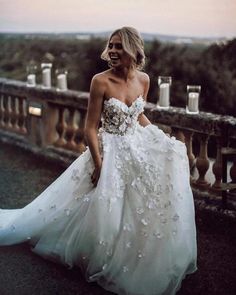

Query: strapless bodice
left=101, top=96, right=145, bottom=136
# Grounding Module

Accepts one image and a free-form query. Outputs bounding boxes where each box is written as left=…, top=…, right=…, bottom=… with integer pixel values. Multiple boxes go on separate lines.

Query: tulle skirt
left=0, top=124, right=197, bottom=295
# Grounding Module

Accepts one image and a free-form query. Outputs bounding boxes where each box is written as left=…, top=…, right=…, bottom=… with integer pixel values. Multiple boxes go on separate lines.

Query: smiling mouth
left=110, top=55, right=119, bottom=61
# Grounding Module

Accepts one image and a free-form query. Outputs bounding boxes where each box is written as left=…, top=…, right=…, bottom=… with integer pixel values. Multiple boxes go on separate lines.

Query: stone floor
left=0, top=141, right=236, bottom=295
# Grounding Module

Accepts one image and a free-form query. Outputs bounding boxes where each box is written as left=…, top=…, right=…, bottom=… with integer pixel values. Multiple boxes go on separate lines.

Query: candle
left=188, top=92, right=199, bottom=113
left=28, top=106, right=42, bottom=116
left=27, top=74, right=36, bottom=87
left=159, top=83, right=170, bottom=107
left=57, top=74, right=67, bottom=91
left=42, top=68, right=51, bottom=88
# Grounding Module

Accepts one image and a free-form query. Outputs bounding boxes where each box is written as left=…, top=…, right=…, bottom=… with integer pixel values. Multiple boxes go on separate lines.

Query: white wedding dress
left=0, top=96, right=197, bottom=295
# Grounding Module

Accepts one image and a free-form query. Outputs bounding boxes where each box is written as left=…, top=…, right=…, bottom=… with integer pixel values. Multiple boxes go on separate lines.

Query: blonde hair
left=101, top=27, right=145, bottom=70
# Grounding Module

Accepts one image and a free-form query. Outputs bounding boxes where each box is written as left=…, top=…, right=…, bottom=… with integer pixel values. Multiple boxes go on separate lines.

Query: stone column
left=195, top=133, right=211, bottom=189
left=211, top=136, right=223, bottom=192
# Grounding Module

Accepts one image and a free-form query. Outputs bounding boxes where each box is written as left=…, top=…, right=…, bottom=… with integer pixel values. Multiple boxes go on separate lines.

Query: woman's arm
left=84, top=74, right=105, bottom=186
left=139, top=73, right=152, bottom=127
left=138, top=113, right=151, bottom=126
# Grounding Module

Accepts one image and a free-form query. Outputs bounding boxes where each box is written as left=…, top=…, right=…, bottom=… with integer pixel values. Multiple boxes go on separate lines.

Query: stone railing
left=0, top=78, right=236, bottom=210
left=0, top=78, right=88, bottom=158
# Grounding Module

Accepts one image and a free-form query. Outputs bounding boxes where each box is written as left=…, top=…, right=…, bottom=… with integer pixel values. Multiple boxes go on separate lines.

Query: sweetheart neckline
left=104, top=95, right=144, bottom=109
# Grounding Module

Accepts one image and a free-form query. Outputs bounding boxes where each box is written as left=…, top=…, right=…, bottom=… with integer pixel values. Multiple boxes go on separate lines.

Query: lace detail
left=101, top=96, right=145, bottom=136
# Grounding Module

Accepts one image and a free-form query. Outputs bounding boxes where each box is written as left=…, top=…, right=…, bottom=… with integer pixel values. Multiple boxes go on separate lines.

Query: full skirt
left=0, top=124, right=197, bottom=295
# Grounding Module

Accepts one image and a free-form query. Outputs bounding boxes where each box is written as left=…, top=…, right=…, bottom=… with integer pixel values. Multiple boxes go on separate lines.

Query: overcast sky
left=1, top=0, right=236, bottom=38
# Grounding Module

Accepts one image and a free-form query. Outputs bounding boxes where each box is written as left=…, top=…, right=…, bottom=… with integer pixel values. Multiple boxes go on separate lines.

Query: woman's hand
left=91, top=162, right=102, bottom=187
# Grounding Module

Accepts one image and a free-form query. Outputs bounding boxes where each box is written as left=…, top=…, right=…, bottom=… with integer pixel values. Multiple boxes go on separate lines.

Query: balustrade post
left=211, top=136, right=223, bottom=191
left=18, top=98, right=27, bottom=134
left=54, top=105, right=67, bottom=148
left=171, top=127, right=185, bottom=143
left=184, top=130, right=195, bottom=169
left=184, top=130, right=196, bottom=183
left=76, top=110, right=86, bottom=153
left=230, top=159, right=236, bottom=184
left=11, top=97, right=19, bottom=132
left=194, top=133, right=211, bottom=189
left=41, top=102, right=58, bottom=146
left=54, top=106, right=86, bottom=153
left=64, top=107, right=77, bottom=151
left=4, top=95, right=12, bottom=129
left=0, top=94, right=5, bottom=127
left=14, top=98, right=21, bottom=132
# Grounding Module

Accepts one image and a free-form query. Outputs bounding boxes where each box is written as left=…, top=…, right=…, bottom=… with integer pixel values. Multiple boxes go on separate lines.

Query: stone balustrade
left=0, top=78, right=236, bottom=210
left=0, top=78, right=88, bottom=154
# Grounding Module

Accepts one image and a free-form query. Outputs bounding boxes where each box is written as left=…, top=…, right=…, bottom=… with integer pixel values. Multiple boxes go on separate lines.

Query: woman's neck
left=111, top=66, right=136, bottom=82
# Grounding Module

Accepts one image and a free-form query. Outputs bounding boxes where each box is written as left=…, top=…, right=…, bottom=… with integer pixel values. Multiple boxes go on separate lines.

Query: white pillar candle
left=159, top=83, right=170, bottom=107
left=42, top=68, right=51, bottom=88
left=188, top=92, right=199, bottom=112
left=57, top=74, right=67, bottom=91
left=27, top=74, right=36, bottom=87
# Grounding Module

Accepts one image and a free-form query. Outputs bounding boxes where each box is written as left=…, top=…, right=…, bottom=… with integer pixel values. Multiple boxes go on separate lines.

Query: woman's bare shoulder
left=137, top=71, right=150, bottom=83
left=92, top=70, right=112, bottom=84
left=90, top=70, right=112, bottom=97
left=136, top=71, right=150, bottom=99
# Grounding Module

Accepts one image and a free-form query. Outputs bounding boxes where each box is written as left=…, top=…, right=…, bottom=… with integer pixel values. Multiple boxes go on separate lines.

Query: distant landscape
left=0, top=32, right=235, bottom=116
left=0, top=31, right=230, bottom=45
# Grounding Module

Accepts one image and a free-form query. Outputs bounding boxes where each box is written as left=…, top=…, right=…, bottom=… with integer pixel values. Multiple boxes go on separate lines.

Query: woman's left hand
left=91, top=163, right=102, bottom=187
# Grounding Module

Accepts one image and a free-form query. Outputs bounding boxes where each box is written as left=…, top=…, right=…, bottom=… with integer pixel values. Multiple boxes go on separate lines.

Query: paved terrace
left=0, top=141, right=236, bottom=295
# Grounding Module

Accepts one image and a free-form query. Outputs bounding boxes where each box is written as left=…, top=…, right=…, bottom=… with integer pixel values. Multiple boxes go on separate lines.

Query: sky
left=1, top=0, right=236, bottom=38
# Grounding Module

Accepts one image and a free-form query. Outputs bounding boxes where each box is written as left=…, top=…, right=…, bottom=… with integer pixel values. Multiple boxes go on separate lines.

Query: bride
left=0, top=27, right=197, bottom=295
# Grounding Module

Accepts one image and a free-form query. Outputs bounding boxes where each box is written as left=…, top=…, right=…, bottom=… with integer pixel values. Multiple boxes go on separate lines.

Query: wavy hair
left=101, top=27, right=145, bottom=70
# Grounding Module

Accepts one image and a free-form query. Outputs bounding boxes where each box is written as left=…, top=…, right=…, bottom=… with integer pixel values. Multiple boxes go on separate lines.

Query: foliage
left=0, top=34, right=235, bottom=116
left=145, top=39, right=236, bottom=116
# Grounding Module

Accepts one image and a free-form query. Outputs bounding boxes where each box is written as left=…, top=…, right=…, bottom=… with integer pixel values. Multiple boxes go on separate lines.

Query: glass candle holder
left=26, top=63, right=37, bottom=87
left=55, top=68, right=68, bottom=91
left=157, top=76, right=172, bottom=109
left=41, top=63, right=52, bottom=89
left=186, top=85, right=201, bottom=114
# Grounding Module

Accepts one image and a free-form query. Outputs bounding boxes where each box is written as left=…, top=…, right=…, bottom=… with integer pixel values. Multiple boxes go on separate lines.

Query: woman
left=0, top=27, right=197, bottom=295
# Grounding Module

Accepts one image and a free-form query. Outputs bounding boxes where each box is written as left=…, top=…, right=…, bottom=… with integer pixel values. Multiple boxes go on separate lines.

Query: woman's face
left=108, top=34, right=132, bottom=69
